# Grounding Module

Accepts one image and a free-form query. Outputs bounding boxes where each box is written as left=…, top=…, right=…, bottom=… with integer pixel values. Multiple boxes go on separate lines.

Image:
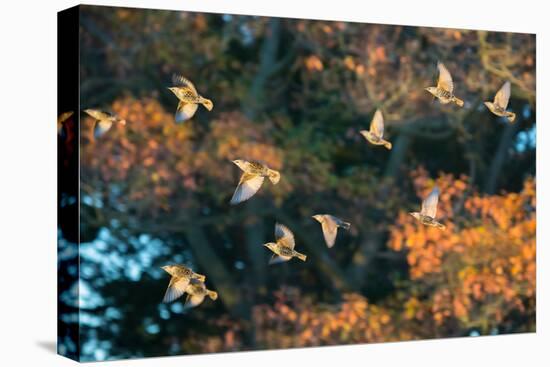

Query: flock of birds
left=58, top=61, right=517, bottom=309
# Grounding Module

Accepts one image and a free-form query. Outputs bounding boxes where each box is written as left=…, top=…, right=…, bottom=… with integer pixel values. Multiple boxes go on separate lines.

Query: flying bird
left=425, top=62, right=464, bottom=107
left=161, top=264, right=207, bottom=303
left=183, top=278, right=218, bottom=309
left=484, top=81, right=516, bottom=123
left=230, top=160, right=280, bottom=204
left=168, top=74, right=213, bottom=123
left=409, top=187, right=446, bottom=230
left=359, top=109, right=392, bottom=150
left=57, top=111, right=74, bottom=136
left=312, top=214, right=351, bottom=248
left=84, top=109, right=126, bottom=138
left=263, top=223, right=307, bottom=264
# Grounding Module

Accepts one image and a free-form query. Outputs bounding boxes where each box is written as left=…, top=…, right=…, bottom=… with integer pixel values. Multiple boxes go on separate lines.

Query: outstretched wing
left=230, top=173, right=264, bottom=204
left=494, top=81, right=511, bottom=110
left=436, top=62, right=454, bottom=93
left=172, top=74, right=198, bottom=95
left=57, top=111, right=74, bottom=124
left=369, top=109, right=384, bottom=138
left=175, top=101, right=198, bottom=123
left=421, top=187, right=440, bottom=219
left=275, top=223, right=295, bottom=249
left=163, top=277, right=190, bottom=303
left=269, top=254, right=291, bottom=265
left=321, top=219, right=338, bottom=248
left=94, top=120, right=113, bottom=138
left=84, top=109, right=112, bottom=121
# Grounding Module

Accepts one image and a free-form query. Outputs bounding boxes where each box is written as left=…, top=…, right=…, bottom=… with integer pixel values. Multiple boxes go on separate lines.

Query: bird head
left=359, top=130, right=371, bottom=140
left=424, top=87, right=437, bottom=96
left=201, top=98, right=214, bottom=111
left=161, top=265, right=175, bottom=275
left=312, top=214, right=324, bottom=223
left=263, top=242, right=277, bottom=251
left=167, top=87, right=182, bottom=99
left=232, top=159, right=247, bottom=170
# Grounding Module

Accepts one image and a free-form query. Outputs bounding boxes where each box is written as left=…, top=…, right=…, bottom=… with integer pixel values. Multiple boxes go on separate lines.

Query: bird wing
left=94, top=120, right=113, bottom=138
left=275, top=223, right=295, bottom=249
left=494, top=81, right=511, bottom=110
left=321, top=219, right=338, bottom=248
left=369, top=109, right=384, bottom=138
left=230, top=173, right=264, bottom=204
left=436, top=62, right=454, bottom=93
left=85, top=109, right=112, bottom=121
left=172, top=74, right=198, bottom=95
left=421, top=187, right=440, bottom=218
left=163, top=277, right=190, bottom=303
left=184, top=293, right=205, bottom=309
left=57, top=111, right=74, bottom=124
left=269, top=254, right=291, bottom=265
left=175, top=101, right=198, bottom=123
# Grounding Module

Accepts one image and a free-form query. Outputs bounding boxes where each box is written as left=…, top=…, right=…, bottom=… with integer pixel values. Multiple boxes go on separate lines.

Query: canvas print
left=57, top=4, right=536, bottom=362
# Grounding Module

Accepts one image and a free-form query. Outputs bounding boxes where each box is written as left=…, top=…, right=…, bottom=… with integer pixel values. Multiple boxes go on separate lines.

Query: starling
left=57, top=111, right=73, bottom=136
left=425, top=62, right=464, bottom=107
left=230, top=160, right=280, bottom=205
left=263, top=223, right=307, bottom=264
left=312, top=214, right=351, bottom=248
left=84, top=109, right=126, bottom=138
left=359, top=109, right=392, bottom=150
left=409, top=187, right=446, bottom=230
left=183, top=278, right=218, bottom=309
left=484, top=81, right=516, bottom=123
left=168, top=74, right=213, bottom=123
left=161, top=264, right=207, bottom=303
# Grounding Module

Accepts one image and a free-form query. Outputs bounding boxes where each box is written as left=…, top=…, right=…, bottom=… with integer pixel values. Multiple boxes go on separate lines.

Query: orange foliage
left=252, top=288, right=406, bottom=348
left=81, top=97, right=289, bottom=214
left=389, top=169, right=535, bottom=331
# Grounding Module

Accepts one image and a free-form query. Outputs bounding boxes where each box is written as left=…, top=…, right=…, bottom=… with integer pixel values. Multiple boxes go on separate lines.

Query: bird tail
left=267, top=169, right=280, bottom=184
left=206, top=290, right=218, bottom=301
left=339, top=221, right=351, bottom=230
left=384, top=140, right=392, bottom=150
left=294, top=251, right=307, bottom=262
left=201, top=98, right=214, bottom=111
left=507, top=112, right=516, bottom=123
left=453, top=97, right=464, bottom=107
left=193, top=273, right=206, bottom=282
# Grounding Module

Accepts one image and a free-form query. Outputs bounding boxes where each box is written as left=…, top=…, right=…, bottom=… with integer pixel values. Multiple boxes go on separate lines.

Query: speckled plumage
left=263, top=223, right=307, bottom=264
left=161, top=264, right=207, bottom=303
left=425, top=62, right=464, bottom=107
left=230, top=160, right=280, bottom=205
left=359, top=109, right=392, bottom=150
left=312, top=214, right=351, bottom=248
left=183, top=278, right=218, bottom=309
left=484, top=81, right=516, bottom=122
left=84, top=109, right=126, bottom=138
left=409, top=187, right=446, bottom=230
left=168, top=74, right=213, bottom=123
